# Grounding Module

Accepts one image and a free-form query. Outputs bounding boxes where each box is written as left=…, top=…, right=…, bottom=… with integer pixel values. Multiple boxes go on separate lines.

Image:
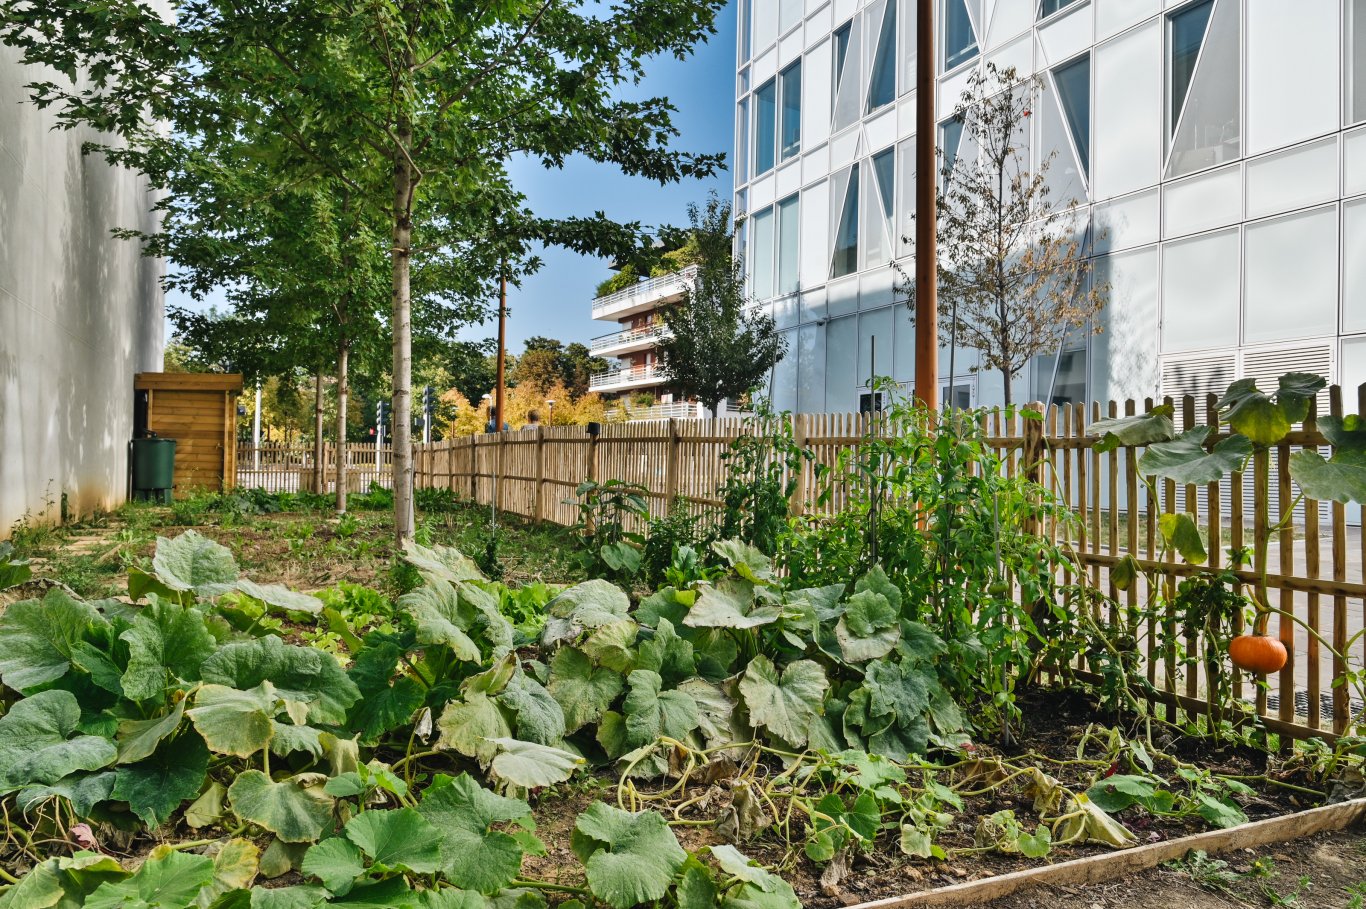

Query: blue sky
left=166, top=3, right=737, bottom=357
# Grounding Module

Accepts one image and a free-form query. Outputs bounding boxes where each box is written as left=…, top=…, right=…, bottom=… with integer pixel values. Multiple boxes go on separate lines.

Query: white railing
left=590, top=264, right=698, bottom=319
left=607, top=401, right=749, bottom=421
left=588, top=362, right=666, bottom=391
left=589, top=323, right=670, bottom=354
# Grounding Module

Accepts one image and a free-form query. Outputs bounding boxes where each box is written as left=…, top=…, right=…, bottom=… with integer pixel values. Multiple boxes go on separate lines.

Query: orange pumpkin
left=1228, top=634, right=1287, bottom=675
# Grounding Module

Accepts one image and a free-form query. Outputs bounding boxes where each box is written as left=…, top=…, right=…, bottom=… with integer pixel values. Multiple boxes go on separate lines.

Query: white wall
left=0, top=44, right=164, bottom=535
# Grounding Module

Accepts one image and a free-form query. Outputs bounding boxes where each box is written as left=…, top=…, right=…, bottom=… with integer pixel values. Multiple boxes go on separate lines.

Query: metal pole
left=495, top=258, right=507, bottom=432
left=914, top=0, right=939, bottom=411
left=252, top=383, right=262, bottom=471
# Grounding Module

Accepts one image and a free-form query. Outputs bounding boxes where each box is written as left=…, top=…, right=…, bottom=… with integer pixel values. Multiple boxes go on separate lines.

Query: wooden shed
left=134, top=373, right=244, bottom=496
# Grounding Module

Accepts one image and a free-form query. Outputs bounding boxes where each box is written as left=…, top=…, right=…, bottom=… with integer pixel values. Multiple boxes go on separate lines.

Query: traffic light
left=376, top=400, right=389, bottom=426
left=422, top=385, right=434, bottom=415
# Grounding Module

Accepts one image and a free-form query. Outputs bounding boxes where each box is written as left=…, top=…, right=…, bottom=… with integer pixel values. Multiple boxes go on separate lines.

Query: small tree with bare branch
left=899, top=63, right=1106, bottom=406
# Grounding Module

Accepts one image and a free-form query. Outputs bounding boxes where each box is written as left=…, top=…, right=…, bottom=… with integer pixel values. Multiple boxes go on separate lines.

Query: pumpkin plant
left=1088, top=373, right=1364, bottom=727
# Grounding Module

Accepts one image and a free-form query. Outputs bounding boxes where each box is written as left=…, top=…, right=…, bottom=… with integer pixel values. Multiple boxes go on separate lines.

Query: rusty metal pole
left=495, top=258, right=508, bottom=431
left=914, top=0, right=939, bottom=411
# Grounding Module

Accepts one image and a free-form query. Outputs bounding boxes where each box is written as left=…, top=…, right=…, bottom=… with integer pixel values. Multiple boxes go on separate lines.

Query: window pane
left=1352, top=0, right=1366, bottom=123
left=831, top=164, right=861, bottom=278
left=1161, top=229, right=1238, bottom=353
left=1243, top=206, right=1337, bottom=344
left=944, top=0, right=978, bottom=71
left=1034, top=349, right=1087, bottom=406
left=755, top=79, right=776, bottom=175
left=896, top=139, right=916, bottom=258
left=736, top=98, right=749, bottom=183
left=899, top=0, right=917, bottom=96
left=1054, top=55, right=1090, bottom=176
left=780, top=63, right=802, bottom=160
left=751, top=207, right=775, bottom=300
left=1039, top=0, right=1081, bottom=17
left=863, top=148, right=896, bottom=268
left=868, top=0, right=897, bottom=111
left=940, top=116, right=965, bottom=192
left=832, top=21, right=863, bottom=132
left=1169, top=0, right=1212, bottom=133
left=1168, top=0, right=1238, bottom=177
left=777, top=195, right=800, bottom=295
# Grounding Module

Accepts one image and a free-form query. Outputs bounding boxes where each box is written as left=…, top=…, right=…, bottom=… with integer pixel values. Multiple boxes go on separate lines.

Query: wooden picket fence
left=235, top=444, right=393, bottom=494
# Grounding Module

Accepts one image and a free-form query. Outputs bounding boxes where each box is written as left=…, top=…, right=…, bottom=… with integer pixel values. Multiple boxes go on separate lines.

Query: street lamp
left=545, top=399, right=555, bottom=423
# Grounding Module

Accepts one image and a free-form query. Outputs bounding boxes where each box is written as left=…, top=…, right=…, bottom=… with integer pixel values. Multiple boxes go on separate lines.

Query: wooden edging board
left=846, top=798, right=1366, bottom=909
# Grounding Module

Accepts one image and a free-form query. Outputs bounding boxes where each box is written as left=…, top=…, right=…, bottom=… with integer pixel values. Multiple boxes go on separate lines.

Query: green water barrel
left=131, top=437, right=176, bottom=503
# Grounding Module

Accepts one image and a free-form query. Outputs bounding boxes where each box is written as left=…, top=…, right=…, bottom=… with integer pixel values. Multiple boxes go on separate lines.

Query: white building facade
left=735, top=0, right=1366, bottom=413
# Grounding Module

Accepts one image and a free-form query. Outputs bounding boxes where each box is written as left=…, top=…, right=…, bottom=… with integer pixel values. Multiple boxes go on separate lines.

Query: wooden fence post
left=495, top=432, right=505, bottom=514
left=663, top=419, right=678, bottom=512
left=533, top=426, right=545, bottom=521
left=789, top=413, right=807, bottom=517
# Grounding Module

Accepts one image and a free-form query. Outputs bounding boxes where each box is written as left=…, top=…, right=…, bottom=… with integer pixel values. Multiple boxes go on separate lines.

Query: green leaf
left=1158, top=512, right=1207, bottom=565
left=185, top=781, right=226, bottom=829
left=195, top=838, right=260, bottom=908
left=683, top=579, right=781, bottom=629
left=1053, top=794, right=1136, bottom=848
left=236, top=580, right=324, bottom=616
left=571, top=803, right=686, bottom=909
left=1288, top=416, right=1366, bottom=504
left=188, top=683, right=278, bottom=758
left=634, top=618, right=695, bottom=684
left=401, top=540, right=486, bottom=584
left=0, top=853, right=127, bottom=909
left=1139, top=428, right=1252, bottom=486
left=599, top=542, right=641, bottom=576
left=709, top=845, right=774, bottom=888
left=1217, top=375, right=1324, bottom=446
left=710, top=540, right=774, bottom=582
left=120, top=599, right=216, bottom=702
left=1195, top=793, right=1248, bottom=829
left=343, top=808, right=442, bottom=874
left=228, top=771, right=334, bottom=843
left=153, top=530, right=240, bottom=596
left=582, top=621, right=639, bottom=674
left=270, top=722, right=324, bottom=759
left=0, top=588, right=106, bottom=692
left=675, top=861, right=718, bottom=909
left=677, top=678, right=736, bottom=750
left=498, top=672, right=566, bottom=746
left=0, top=690, right=117, bottom=791
left=899, top=825, right=936, bottom=858
left=345, top=641, right=425, bottom=746
left=113, top=729, right=210, bottom=826
left=488, top=738, right=584, bottom=788
left=248, top=885, right=329, bottom=909
left=545, top=647, right=624, bottom=734
left=622, top=669, right=700, bottom=747
left=417, top=773, right=531, bottom=894
left=117, top=699, right=187, bottom=764
left=1088, top=405, right=1175, bottom=452
left=739, top=656, right=828, bottom=746
left=86, top=848, right=214, bottom=909
left=17, top=770, right=116, bottom=818
left=1085, top=774, right=1160, bottom=813
left=302, top=837, right=365, bottom=896
left=201, top=636, right=359, bottom=726
left=436, top=692, right=512, bottom=765
left=400, top=582, right=485, bottom=662
left=835, top=589, right=901, bottom=662
left=541, top=580, right=631, bottom=644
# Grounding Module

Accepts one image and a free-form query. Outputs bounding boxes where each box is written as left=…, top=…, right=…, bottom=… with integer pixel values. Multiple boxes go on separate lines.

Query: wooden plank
left=846, top=799, right=1366, bottom=909
left=136, top=372, right=244, bottom=391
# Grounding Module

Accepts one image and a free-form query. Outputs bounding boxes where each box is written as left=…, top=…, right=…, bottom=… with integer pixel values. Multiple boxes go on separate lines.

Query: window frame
left=754, top=77, right=778, bottom=176
left=1050, top=52, right=1092, bottom=183
left=941, top=0, right=979, bottom=74
left=779, top=60, right=802, bottom=162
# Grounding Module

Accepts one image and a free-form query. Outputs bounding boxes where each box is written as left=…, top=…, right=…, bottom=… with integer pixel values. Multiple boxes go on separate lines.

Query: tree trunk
left=1002, top=368, right=1013, bottom=408
left=313, top=370, right=325, bottom=494
left=391, top=142, right=416, bottom=544
left=336, top=341, right=350, bottom=514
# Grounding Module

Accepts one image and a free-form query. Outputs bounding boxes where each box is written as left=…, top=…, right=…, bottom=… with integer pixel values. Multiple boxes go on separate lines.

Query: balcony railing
left=588, top=362, right=666, bottom=391
left=591, top=264, right=698, bottom=320
left=589, top=323, right=670, bottom=355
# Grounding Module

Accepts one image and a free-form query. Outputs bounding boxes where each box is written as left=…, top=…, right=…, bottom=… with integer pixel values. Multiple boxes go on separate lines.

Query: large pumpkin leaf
left=195, top=838, right=260, bottom=908
left=119, top=598, right=216, bottom=702
left=17, top=770, right=116, bottom=817
left=343, top=808, right=442, bottom=874
left=834, top=589, right=900, bottom=662
left=488, top=738, right=584, bottom=788
left=581, top=620, right=639, bottom=674
left=1217, top=374, right=1326, bottom=446
left=201, top=636, right=359, bottom=725
left=344, top=641, right=425, bottom=745
left=710, top=540, right=774, bottom=583
left=738, top=656, right=828, bottom=747
left=436, top=692, right=512, bottom=765
left=188, top=683, right=279, bottom=758
left=541, top=580, right=631, bottom=645
left=571, top=803, right=686, bottom=909
left=302, top=837, right=366, bottom=896
left=417, top=772, right=531, bottom=894
left=247, top=884, right=330, bottom=909
left=0, top=690, right=117, bottom=791
left=1087, top=405, right=1175, bottom=452
left=634, top=618, right=695, bottom=684
left=546, top=647, right=624, bottom=734
left=683, top=580, right=781, bottom=629
left=228, top=771, right=334, bottom=843
left=85, top=847, right=214, bottom=909
left=113, top=729, right=210, bottom=826
left=152, top=530, right=239, bottom=596
left=497, top=671, right=566, bottom=745
left=1139, top=428, right=1252, bottom=486
left=623, top=669, right=700, bottom=747
left=236, top=580, right=324, bottom=616
left=1288, top=416, right=1366, bottom=504
left=0, top=852, right=127, bottom=909
left=0, top=589, right=106, bottom=692
left=399, top=582, right=485, bottom=662
left=1158, top=512, right=1207, bottom=565
left=116, top=699, right=187, bottom=765
left=400, top=540, right=486, bottom=584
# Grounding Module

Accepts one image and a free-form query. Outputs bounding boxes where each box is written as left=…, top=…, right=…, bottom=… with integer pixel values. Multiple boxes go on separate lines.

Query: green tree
left=3, top=0, right=726, bottom=543
left=656, top=197, right=787, bottom=417
left=898, top=63, right=1106, bottom=406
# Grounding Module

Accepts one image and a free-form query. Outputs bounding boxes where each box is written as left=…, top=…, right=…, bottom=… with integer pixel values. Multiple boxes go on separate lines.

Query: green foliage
left=0, top=542, right=32, bottom=589
left=570, top=480, right=649, bottom=583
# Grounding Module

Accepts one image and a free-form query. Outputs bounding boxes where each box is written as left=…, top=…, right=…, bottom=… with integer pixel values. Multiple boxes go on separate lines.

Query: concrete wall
left=0, top=43, right=164, bottom=536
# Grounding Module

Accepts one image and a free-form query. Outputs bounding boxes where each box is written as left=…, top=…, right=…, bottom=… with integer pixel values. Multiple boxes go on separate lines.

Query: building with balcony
left=736, top=0, right=1366, bottom=413
left=588, top=264, right=697, bottom=400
